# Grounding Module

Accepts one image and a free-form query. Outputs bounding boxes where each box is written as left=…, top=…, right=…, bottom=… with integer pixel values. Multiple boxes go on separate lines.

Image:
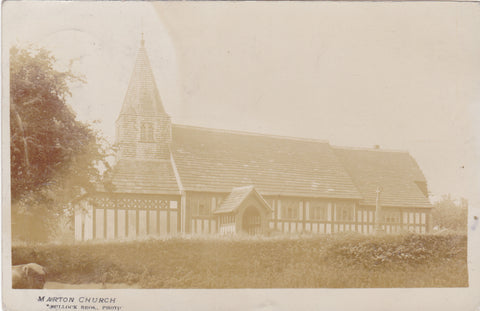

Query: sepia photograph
left=2, top=1, right=480, bottom=310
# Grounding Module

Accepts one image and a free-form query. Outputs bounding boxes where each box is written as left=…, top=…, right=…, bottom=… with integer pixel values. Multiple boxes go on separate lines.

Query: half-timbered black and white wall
left=74, top=195, right=180, bottom=241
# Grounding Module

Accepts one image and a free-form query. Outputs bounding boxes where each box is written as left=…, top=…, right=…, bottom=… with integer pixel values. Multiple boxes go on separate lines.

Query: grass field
left=12, top=232, right=468, bottom=288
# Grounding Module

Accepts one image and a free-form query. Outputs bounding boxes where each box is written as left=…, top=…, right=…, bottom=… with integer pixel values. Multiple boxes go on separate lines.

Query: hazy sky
left=4, top=1, right=480, bottom=205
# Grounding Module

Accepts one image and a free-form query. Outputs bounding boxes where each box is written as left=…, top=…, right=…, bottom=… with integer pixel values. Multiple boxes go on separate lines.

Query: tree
left=10, top=46, right=111, bottom=241
left=431, top=194, right=468, bottom=232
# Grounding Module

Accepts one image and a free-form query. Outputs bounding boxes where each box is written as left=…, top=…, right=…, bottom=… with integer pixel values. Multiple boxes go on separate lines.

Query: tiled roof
left=119, top=39, right=165, bottom=116
left=215, top=186, right=272, bottom=214
left=171, top=125, right=362, bottom=199
left=333, top=147, right=432, bottom=208
left=108, top=158, right=180, bottom=195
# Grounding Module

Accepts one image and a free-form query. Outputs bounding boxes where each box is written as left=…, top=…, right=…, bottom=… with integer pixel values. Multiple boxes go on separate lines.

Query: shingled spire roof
left=120, top=35, right=165, bottom=116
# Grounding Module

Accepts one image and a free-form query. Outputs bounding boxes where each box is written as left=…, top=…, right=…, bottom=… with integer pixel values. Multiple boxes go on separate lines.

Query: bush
left=11, top=233, right=468, bottom=288
left=431, top=195, right=468, bottom=232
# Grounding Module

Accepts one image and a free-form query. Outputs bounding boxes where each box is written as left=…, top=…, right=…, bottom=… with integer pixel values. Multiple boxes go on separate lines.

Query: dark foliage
left=10, top=46, right=111, bottom=241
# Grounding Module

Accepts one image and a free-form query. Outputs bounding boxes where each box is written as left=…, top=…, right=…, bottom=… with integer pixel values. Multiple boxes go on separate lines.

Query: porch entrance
left=242, top=205, right=262, bottom=235
left=214, top=186, right=272, bottom=235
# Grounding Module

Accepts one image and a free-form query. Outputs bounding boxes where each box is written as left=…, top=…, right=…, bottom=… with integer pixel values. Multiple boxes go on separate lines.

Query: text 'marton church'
left=74, top=38, right=432, bottom=240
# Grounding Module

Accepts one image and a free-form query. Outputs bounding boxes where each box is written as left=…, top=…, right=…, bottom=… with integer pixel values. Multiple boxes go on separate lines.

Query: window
left=140, top=123, right=154, bottom=141
left=190, top=195, right=211, bottom=217
left=281, top=199, right=299, bottom=220
left=220, top=215, right=235, bottom=225
left=384, top=211, right=400, bottom=223
left=335, top=202, right=354, bottom=221
left=310, top=201, right=328, bottom=220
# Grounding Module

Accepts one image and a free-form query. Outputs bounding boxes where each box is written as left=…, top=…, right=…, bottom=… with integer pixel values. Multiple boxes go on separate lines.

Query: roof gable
left=333, top=147, right=432, bottom=208
left=214, top=186, right=272, bottom=214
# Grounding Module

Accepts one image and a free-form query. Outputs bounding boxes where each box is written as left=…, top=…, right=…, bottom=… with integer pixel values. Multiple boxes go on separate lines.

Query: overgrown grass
left=12, top=232, right=468, bottom=288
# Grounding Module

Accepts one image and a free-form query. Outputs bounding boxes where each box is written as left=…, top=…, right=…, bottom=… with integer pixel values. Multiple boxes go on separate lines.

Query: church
left=74, top=39, right=433, bottom=241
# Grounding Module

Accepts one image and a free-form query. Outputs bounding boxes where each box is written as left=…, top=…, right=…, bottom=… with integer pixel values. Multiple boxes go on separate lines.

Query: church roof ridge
left=332, top=145, right=410, bottom=154
left=172, top=123, right=330, bottom=145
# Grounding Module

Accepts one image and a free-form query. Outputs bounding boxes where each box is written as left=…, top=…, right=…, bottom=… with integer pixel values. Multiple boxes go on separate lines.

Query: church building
left=74, top=39, right=433, bottom=241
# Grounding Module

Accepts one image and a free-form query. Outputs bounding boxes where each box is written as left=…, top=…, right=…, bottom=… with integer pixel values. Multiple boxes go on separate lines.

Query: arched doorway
left=242, top=205, right=262, bottom=235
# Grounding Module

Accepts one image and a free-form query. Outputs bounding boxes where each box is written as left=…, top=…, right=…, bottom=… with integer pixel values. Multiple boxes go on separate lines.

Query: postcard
left=2, top=1, right=480, bottom=310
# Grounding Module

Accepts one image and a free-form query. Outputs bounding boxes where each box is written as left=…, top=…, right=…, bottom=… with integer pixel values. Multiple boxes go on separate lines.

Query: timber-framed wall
left=183, top=193, right=432, bottom=236
left=74, top=193, right=181, bottom=241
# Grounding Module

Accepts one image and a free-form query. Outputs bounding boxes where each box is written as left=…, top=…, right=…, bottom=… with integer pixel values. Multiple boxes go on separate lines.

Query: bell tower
left=115, top=35, right=172, bottom=160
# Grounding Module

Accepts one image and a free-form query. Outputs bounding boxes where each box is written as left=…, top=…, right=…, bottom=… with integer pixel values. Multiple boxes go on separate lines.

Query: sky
left=3, top=1, right=480, bottom=206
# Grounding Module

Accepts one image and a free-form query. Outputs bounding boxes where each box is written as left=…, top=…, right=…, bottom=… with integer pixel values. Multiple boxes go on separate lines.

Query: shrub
left=431, top=195, right=468, bottom=232
left=11, top=233, right=468, bottom=288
